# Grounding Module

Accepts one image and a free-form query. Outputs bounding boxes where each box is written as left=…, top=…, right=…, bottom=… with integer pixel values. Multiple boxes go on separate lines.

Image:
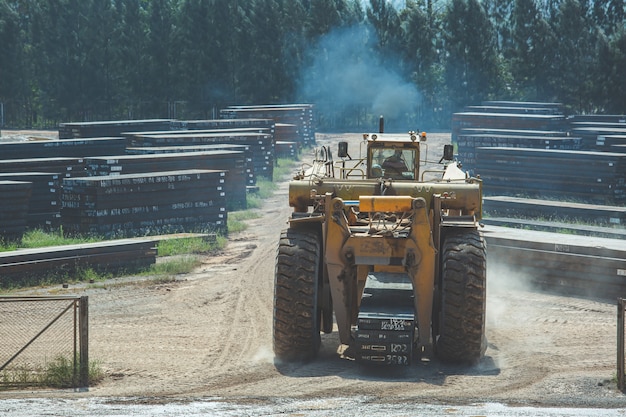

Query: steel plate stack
left=452, top=112, right=567, bottom=141
left=452, top=101, right=570, bottom=172
left=275, top=141, right=299, bottom=159
left=124, top=131, right=274, bottom=180
left=0, top=137, right=126, bottom=159
left=484, top=226, right=626, bottom=299
left=61, top=169, right=227, bottom=238
left=0, top=181, right=32, bottom=241
left=0, top=239, right=157, bottom=285
left=125, top=144, right=256, bottom=187
left=0, top=157, right=85, bottom=177
left=483, top=196, right=626, bottom=227
left=475, top=147, right=626, bottom=204
left=58, top=119, right=172, bottom=139
left=220, top=104, right=316, bottom=147
left=0, top=173, right=61, bottom=229
left=170, top=118, right=275, bottom=133
left=456, top=133, right=581, bottom=171
left=570, top=126, right=626, bottom=151
left=83, top=151, right=247, bottom=210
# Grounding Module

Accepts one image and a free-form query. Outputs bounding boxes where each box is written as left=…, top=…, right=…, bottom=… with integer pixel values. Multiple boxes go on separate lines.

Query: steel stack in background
left=454, top=101, right=626, bottom=238
left=220, top=104, right=316, bottom=148
left=0, top=181, right=32, bottom=241
left=61, top=169, right=227, bottom=239
left=83, top=151, right=248, bottom=210
left=123, top=130, right=274, bottom=181
left=58, top=119, right=173, bottom=139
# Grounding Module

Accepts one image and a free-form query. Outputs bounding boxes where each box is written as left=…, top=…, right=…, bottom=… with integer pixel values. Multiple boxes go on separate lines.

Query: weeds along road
left=0, top=133, right=625, bottom=415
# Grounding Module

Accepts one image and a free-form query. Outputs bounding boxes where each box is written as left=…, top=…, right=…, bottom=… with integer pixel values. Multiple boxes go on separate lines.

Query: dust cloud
left=297, top=25, right=420, bottom=130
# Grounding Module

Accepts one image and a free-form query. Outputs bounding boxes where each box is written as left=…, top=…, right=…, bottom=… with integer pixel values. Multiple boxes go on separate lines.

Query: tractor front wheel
left=436, top=229, right=487, bottom=364
left=273, top=228, right=322, bottom=361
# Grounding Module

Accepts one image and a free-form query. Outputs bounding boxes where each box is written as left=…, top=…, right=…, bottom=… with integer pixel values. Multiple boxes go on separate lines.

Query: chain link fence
left=0, top=296, right=88, bottom=389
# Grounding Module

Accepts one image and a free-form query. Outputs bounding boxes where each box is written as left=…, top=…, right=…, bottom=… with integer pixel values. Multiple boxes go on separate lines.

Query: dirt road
left=2, top=133, right=625, bottom=409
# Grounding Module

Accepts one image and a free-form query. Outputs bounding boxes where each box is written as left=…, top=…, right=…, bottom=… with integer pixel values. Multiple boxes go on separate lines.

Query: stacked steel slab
left=0, top=239, right=157, bottom=285
left=483, top=196, right=626, bottom=227
left=475, top=147, right=626, bottom=204
left=58, top=119, right=172, bottom=139
left=452, top=101, right=572, bottom=172
left=0, top=157, right=85, bottom=177
left=124, top=131, right=274, bottom=180
left=0, top=181, right=32, bottom=241
left=484, top=225, right=626, bottom=299
left=0, top=157, right=85, bottom=231
left=452, top=111, right=567, bottom=142
left=456, top=133, right=581, bottom=169
left=0, top=137, right=126, bottom=158
left=125, top=144, right=256, bottom=186
left=568, top=115, right=626, bottom=151
left=274, top=123, right=300, bottom=159
left=61, top=170, right=227, bottom=238
left=170, top=118, right=275, bottom=133
left=83, top=151, right=247, bottom=210
left=0, top=173, right=62, bottom=230
left=220, top=104, right=316, bottom=147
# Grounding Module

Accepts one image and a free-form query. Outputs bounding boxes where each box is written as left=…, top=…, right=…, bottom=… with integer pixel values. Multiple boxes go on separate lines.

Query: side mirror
left=442, top=144, right=454, bottom=161
left=338, top=141, right=349, bottom=158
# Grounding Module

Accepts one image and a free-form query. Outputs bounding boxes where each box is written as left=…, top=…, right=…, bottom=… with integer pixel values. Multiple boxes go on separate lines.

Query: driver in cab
left=382, top=149, right=408, bottom=179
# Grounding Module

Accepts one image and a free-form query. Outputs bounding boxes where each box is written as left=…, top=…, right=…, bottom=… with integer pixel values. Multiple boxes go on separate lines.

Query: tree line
left=0, top=0, right=624, bottom=130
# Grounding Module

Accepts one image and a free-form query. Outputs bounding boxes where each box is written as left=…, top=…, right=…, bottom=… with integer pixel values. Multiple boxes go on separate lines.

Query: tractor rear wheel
left=436, top=229, right=487, bottom=364
left=273, top=228, right=322, bottom=361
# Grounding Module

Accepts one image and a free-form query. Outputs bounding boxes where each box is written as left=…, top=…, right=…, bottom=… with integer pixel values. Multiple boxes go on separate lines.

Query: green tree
left=401, top=0, right=442, bottom=125
left=367, top=0, right=404, bottom=54
left=0, top=1, right=28, bottom=113
left=30, top=0, right=92, bottom=121
left=549, top=0, right=601, bottom=113
left=509, top=0, right=558, bottom=101
left=144, top=0, right=179, bottom=115
left=111, top=0, right=149, bottom=118
left=442, top=0, right=501, bottom=111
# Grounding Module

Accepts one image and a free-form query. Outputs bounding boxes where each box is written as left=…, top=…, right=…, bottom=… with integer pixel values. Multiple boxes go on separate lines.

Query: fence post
left=79, top=296, right=89, bottom=388
left=618, top=298, right=625, bottom=391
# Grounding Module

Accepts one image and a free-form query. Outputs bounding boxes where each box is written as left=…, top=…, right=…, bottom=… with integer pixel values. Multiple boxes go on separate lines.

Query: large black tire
left=435, top=229, right=487, bottom=364
left=273, top=228, right=322, bottom=361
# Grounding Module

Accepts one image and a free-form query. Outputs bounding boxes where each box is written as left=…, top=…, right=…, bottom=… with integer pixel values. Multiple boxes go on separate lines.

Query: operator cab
left=364, top=133, right=423, bottom=181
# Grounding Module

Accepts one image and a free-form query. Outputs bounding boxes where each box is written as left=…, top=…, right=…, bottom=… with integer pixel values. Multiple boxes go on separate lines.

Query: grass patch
left=0, top=228, right=100, bottom=252
left=156, top=235, right=224, bottom=257
left=247, top=179, right=279, bottom=209
left=148, top=255, right=203, bottom=276
left=228, top=210, right=261, bottom=233
left=0, top=355, right=104, bottom=389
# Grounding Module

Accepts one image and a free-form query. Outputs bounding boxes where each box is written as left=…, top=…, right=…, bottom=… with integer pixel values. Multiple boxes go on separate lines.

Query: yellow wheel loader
left=273, top=120, right=486, bottom=366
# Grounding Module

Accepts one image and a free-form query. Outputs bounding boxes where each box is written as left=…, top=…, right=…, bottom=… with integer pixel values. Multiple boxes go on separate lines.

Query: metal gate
left=0, top=296, right=88, bottom=388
